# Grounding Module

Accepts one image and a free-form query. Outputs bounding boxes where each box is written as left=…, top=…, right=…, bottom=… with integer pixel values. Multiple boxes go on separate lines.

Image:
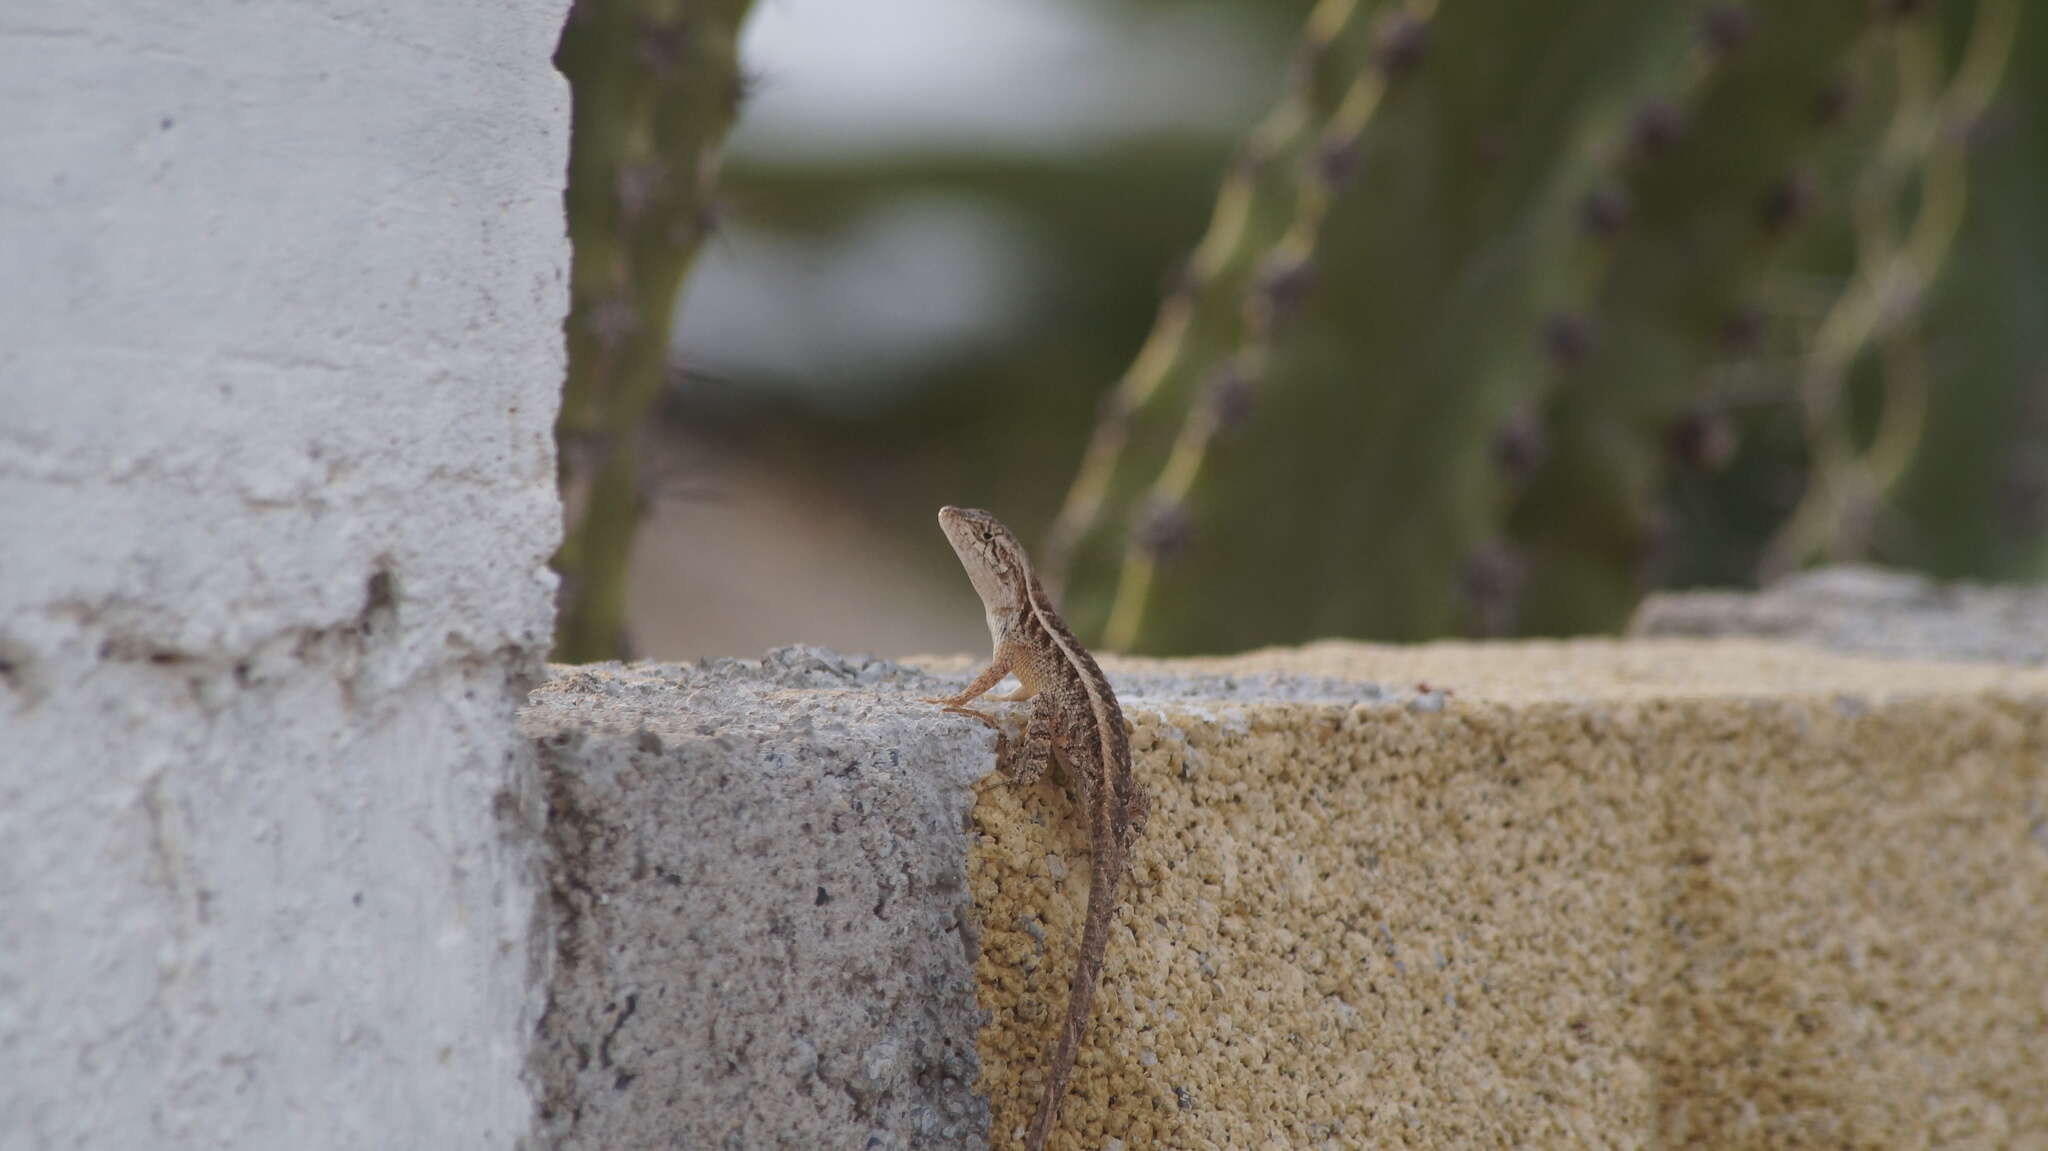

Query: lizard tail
left=1022, top=854, right=1122, bottom=1151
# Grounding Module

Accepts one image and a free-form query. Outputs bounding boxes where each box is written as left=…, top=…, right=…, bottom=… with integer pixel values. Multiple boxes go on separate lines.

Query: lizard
left=925, top=505, right=1149, bottom=1151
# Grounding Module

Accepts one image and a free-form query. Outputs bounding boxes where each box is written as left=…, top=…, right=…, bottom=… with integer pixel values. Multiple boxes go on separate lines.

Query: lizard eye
left=980, top=530, right=993, bottom=542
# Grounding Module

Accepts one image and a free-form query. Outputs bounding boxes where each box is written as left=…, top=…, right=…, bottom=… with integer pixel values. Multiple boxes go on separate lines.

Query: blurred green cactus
left=1050, top=0, right=2033, bottom=652
left=1894, top=0, right=2048, bottom=581
left=551, top=0, right=756, bottom=662
left=552, top=0, right=2048, bottom=659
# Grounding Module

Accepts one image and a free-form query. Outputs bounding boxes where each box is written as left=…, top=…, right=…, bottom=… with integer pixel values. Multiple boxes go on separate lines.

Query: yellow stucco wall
left=963, top=640, right=2048, bottom=1149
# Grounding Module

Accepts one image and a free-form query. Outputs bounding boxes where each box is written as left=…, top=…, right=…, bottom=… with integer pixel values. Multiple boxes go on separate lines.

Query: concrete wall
left=524, top=643, right=2048, bottom=1149
left=0, top=3, right=571, bottom=1148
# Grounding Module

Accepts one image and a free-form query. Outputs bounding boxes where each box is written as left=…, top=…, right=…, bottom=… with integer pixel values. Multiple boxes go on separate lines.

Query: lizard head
left=938, top=506, right=1032, bottom=625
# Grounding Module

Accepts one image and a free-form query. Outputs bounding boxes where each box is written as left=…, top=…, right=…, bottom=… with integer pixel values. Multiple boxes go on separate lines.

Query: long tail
left=1023, top=849, right=1122, bottom=1151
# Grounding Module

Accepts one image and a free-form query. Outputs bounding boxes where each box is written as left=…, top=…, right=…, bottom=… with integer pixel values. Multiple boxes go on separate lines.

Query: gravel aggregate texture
left=525, top=641, right=2048, bottom=1149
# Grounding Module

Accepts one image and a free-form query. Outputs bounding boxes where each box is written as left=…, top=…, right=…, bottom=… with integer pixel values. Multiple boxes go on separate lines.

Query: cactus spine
left=1097, top=0, right=1438, bottom=650
left=1049, top=1, right=2022, bottom=652
left=1761, top=0, right=2020, bottom=575
left=1046, top=0, right=1397, bottom=597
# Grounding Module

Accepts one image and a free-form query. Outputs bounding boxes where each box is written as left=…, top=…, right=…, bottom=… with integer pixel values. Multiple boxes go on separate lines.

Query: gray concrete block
left=522, top=648, right=998, bottom=1150
left=1630, top=566, right=2048, bottom=665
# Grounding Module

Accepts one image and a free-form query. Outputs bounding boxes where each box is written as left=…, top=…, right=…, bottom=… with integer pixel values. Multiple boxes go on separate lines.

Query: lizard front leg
left=922, top=656, right=1011, bottom=709
left=926, top=656, right=1015, bottom=764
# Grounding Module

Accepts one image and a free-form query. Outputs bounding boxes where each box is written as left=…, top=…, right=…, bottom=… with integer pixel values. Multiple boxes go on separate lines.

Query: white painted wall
left=0, top=2, right=571, bottom=1147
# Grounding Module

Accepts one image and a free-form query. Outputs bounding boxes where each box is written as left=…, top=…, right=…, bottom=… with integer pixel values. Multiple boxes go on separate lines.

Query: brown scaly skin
left=928, top=506, right=1149, bottom=1151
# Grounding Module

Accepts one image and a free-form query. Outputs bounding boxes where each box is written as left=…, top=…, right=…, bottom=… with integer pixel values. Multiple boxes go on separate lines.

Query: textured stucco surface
left=0, top=3, right=571, bottom=1148
left=971, top=641, right=2048, bottom=1149
left=527, top=643, right=2048, bottom=1149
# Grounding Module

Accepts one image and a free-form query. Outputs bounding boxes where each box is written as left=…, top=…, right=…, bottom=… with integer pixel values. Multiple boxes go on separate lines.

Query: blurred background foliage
left=552, top=0, right=2048, bottom=661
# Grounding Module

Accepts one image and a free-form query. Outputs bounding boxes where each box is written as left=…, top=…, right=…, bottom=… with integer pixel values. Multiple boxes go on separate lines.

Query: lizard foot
left=935, top=704, right=1001, bottom=730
